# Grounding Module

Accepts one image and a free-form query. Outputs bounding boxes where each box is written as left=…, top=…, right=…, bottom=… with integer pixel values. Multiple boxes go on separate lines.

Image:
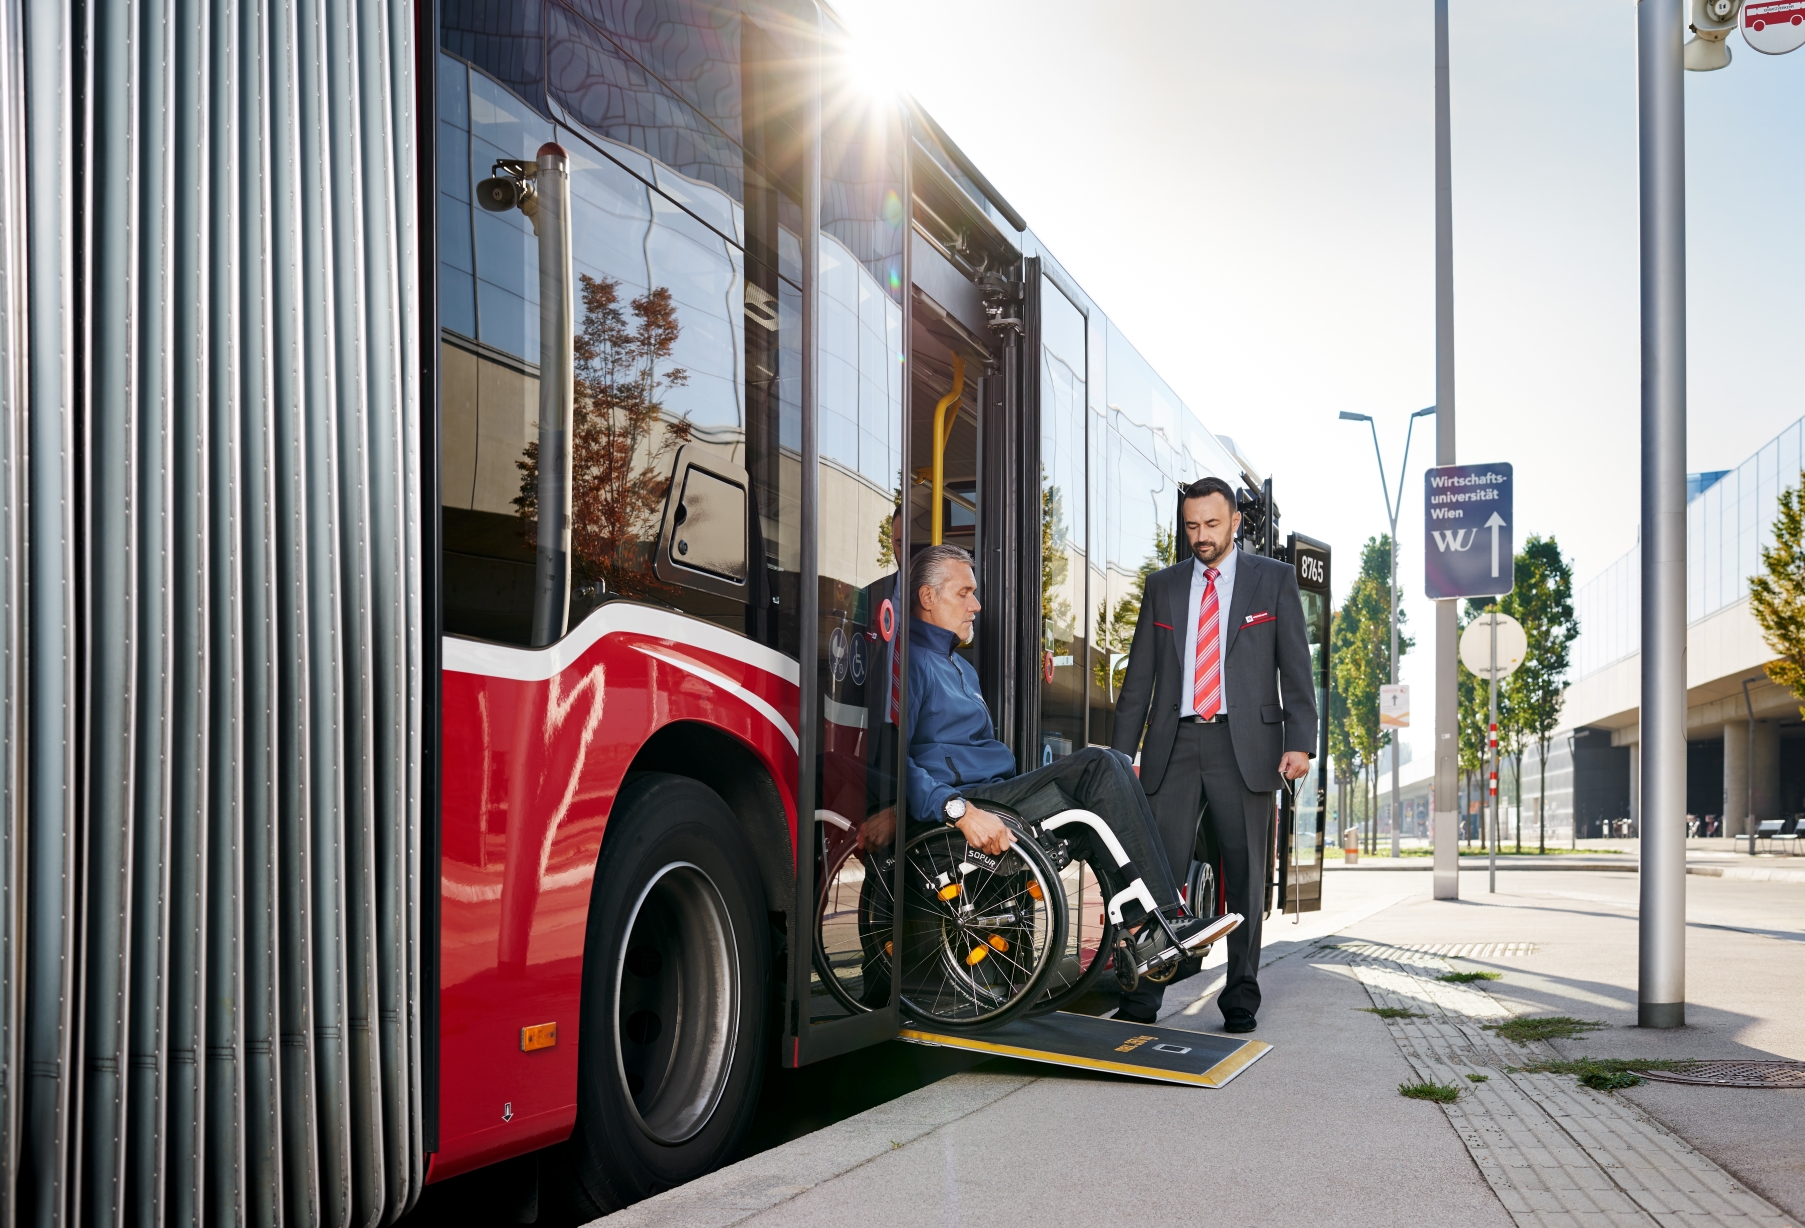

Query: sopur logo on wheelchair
left=815, top=803, right=1233, bottom=1033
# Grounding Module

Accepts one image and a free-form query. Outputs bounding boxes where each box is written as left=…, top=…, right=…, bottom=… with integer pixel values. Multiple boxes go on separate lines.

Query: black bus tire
left=558, top=772, right=771, bottom=1214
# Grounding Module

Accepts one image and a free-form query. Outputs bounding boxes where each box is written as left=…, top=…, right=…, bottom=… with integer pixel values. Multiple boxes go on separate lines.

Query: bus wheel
left=559, top=773, right=770, bottom=1213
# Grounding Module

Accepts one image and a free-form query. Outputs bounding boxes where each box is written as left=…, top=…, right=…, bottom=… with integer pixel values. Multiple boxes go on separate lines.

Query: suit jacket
left=1111, top=549, right=1319, bottom=795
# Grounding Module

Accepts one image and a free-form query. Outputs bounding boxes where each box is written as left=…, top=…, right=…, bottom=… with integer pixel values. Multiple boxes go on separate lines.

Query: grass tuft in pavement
left=1466, top=1073, right=1489, bottom=1083
left=1437, top=971, right=1503, bottom=984
left=1581, top=1069, right=1642, bottom=1090
left=1517, top=1056, right=1695, bottom=1092
left=1360, top=1006, right=1425, bottom=1019
left=1399, top=1080, right=1462, bottom=1103
left=1483, top=1015, right=1607, bottom=1044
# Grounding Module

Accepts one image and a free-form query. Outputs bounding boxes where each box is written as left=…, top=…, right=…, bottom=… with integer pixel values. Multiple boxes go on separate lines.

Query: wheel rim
left=613, top=862, right=739, bottom=1144
left=815, top=840, right=897, bottom=1015
left=897, top=829, right=1059, bottom=1025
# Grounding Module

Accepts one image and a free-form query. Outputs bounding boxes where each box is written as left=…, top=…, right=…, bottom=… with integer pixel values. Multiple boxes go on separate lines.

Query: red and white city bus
left=0, top=0, right=1326, bottom=1221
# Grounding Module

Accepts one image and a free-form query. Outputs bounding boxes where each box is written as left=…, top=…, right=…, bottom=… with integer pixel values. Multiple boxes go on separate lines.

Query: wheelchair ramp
left=898, top=1012, right=1270, bottom=1088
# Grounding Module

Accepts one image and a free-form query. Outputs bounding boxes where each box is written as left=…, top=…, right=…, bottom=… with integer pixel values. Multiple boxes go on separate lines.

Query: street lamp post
left=1637, top=0, right=1687, bottom=1031
left=1341, top=406, right=1436, bottom=859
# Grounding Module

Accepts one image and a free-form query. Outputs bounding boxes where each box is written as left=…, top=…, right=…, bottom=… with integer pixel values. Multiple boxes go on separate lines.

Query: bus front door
left=1276, top=533, right=1331, bottom=914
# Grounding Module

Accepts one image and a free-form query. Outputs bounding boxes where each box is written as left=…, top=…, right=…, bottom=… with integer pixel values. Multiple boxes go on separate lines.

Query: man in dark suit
left=1111, top=476, right=1318, bottom=1031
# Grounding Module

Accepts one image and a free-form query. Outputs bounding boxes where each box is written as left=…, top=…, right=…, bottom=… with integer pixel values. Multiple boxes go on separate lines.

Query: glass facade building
left=1571, top=414, right=1805, bottom=682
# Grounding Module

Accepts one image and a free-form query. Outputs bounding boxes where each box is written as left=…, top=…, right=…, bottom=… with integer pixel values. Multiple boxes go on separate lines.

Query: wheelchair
left=814, top=804, right=1220, bottom=1032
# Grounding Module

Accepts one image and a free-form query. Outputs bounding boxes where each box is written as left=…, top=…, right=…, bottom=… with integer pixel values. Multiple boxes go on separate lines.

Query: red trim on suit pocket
left=1242, top=611, right=1275, bottom=627
left=1153, top=621, right=1173, bottom=630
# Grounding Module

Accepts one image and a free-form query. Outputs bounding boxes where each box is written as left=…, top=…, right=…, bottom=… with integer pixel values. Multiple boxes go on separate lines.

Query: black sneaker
left=1131, top=910, right=1243, bottom=977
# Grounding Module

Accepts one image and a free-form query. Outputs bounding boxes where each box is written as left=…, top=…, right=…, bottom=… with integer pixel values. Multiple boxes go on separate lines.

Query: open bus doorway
left=907, top=286, right=990, bottom=666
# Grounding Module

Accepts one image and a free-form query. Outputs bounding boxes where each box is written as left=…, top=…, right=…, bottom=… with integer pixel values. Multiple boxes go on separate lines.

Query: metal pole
left=1390, top=518, right=1401, bottom=859
left=1431, top=0, right=1460, bottom=901
left=530, top=142, right=574, bottom=647
left=1386, top=413, right=1425, bottom=861
left=1637, top=0, right=1687, bottom=1030
left=1488, top=613, right=1498, bottom=893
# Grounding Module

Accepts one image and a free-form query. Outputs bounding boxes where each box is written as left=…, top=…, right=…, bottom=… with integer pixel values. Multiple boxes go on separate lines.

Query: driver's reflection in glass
left=859, top=502, right=914, bottom=855
left=846, top=503, right=913, bottom=1008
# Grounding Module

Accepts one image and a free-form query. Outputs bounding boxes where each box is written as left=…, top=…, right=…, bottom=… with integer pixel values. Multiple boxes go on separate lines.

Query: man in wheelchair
left=863, top=544, right=1241, bottom=995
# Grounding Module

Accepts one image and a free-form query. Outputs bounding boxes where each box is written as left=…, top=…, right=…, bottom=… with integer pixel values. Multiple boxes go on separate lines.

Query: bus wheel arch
left=622, top=720, right=793, bottom=944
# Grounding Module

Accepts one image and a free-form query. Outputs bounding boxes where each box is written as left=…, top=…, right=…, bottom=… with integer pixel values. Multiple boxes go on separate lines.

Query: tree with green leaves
left=1326, top=606, right=1361, bottom=844
left=1750, top=475, right=1805, bottom=719
left=1500, top=536, right=1579, bottom=853
left=1456, top=600, right=1494, bottom=849
left=1333, top=536, right=1412, bottom=854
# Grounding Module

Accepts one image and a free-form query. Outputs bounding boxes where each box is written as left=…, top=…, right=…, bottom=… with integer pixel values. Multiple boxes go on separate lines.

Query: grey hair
left=909, top=544, right=975, bottom=611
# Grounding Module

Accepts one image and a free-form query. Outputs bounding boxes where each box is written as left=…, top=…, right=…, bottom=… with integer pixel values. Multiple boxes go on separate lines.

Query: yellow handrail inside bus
left=930, top=353, right=965, bottom=545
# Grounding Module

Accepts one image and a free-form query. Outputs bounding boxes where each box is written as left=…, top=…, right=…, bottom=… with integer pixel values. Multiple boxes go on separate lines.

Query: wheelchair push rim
left=895, top=823, right=1065, bottom=1028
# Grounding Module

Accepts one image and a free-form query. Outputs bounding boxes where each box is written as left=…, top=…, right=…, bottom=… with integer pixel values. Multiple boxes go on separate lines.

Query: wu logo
left=1432, top=529, right=1479, bottom=553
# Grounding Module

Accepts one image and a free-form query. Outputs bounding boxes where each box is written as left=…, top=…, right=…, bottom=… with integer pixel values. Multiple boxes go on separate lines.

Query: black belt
left=1179, top=713, right=1228, bottom=725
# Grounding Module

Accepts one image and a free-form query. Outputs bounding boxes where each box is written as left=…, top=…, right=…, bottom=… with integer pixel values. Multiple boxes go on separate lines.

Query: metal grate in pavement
left=1641, top=1061, right=1805, bottom=1089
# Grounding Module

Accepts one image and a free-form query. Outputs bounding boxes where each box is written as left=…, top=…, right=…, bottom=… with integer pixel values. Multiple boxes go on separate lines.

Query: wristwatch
left=942, top=796, right=968, bottom=825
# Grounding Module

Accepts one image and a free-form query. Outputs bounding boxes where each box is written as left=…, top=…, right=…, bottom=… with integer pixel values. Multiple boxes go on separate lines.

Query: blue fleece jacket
left=904, top=618, right=1017, bottom=822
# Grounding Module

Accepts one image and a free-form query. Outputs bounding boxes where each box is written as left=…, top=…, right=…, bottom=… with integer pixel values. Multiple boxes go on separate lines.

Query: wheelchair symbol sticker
left=850, top=634, right=868, bottom=684
left=829, top=626, right=849, bottom=682
left=1151, top=1043, right=1192, bottom=1055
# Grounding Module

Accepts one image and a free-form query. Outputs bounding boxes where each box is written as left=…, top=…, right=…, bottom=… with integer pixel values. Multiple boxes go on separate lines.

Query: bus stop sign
left=1424, top=461, right=1513, bottom=599
left=1744, top=0, right=1805, bottom=54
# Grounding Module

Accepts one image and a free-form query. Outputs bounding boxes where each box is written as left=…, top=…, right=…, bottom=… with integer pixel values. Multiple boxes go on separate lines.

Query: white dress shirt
left=1179, top=545, right=1237, bottom=718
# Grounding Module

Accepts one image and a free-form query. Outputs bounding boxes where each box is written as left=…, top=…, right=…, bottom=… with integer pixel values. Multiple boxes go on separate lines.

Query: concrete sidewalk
left=601, top=868, right=1805, bottom=1227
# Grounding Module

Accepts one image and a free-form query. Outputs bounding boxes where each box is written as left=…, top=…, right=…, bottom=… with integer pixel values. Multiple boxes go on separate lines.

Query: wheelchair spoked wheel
left=894, top=824, right=1066, bottom=1031
left=812, top=817, right=895, bottom=1016
left=1026, top=853, right=1118, bottom=1016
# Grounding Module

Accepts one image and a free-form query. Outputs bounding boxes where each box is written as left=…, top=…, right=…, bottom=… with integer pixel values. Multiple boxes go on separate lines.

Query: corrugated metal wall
left=0, top=1, right=426, bottom=1224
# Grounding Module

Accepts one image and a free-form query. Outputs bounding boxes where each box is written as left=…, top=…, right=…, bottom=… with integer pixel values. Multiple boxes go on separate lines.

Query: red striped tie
left=1193, top=567, right=1222, bottom=719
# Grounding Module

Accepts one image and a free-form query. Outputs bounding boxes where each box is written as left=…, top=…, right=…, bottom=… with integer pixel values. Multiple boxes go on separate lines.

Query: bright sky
left=831, top=0, right=1805, bottom=767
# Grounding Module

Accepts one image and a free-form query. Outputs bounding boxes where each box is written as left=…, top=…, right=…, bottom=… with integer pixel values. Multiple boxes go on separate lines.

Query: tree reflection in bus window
left=438, top=44, right=788, bottom=645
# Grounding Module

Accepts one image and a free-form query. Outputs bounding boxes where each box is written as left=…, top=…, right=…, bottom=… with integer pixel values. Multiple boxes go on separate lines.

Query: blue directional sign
left=1424, top=462, right=1513, bottom=599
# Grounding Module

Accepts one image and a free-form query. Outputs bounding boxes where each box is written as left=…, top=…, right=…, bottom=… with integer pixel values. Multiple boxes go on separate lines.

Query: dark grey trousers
left=959, top=746, right=1184, bottom=914
left=1121, top=720, right=1273, bottom=1020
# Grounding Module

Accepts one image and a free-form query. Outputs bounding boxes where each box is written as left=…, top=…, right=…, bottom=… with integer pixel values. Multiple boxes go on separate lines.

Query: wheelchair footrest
left=899, top=1011, right=1271, bottom=1088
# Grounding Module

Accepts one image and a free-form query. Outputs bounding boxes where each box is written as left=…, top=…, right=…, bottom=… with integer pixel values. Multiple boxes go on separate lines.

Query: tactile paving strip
left=1314, top=940, right=1540, bottom=962
left=1641, top=1061, right=1805, bottom=1089
left=1317, top=944, right=1793, bottom=1226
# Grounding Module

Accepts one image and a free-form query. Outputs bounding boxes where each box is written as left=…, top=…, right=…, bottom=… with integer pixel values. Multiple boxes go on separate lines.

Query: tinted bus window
left=1039, top=279, right=1087, bottom=762
left=439, top=2, right=803, bottom=650
left=808, top=53, right=906, bottom=1023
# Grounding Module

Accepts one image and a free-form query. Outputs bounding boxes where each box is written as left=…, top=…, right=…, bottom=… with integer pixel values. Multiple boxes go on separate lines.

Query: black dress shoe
left=1113, top=1007, right=1158, bottom=1025
left=1221, top=1010, right=1257, bottom=1033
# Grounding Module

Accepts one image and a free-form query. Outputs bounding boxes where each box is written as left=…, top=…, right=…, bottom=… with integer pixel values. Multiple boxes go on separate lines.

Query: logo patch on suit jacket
left=1243, top=611, right=1275, bottom=627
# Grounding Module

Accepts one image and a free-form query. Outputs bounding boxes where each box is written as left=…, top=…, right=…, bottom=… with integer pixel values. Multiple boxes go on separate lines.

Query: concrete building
left=1549, top=415, right=1805, bottom=838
